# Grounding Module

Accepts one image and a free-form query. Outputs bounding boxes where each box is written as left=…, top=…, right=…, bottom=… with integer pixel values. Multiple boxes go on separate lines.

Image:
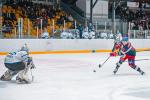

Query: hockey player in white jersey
left=0, top=44, right=35, bottom=84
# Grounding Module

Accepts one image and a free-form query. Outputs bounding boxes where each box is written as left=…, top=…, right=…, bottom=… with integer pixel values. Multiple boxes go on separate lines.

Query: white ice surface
left=0, top=51, right=150, bottom=100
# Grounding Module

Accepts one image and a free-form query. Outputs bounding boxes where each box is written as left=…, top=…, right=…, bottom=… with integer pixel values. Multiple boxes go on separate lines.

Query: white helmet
left=20, top=44, right=29, bottom=53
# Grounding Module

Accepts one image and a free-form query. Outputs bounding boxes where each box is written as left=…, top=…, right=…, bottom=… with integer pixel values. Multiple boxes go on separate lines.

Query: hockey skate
left=113, top=68, right=118, bottom=74
left=16, top=76, right=30, bottom=84
left=135, top=66, right=145, bottom=75
left=139, top=70, right=145, bottom=75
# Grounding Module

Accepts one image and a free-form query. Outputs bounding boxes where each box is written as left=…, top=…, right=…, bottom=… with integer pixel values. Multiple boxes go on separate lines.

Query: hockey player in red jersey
left=110, top=36, right=145, bottom=75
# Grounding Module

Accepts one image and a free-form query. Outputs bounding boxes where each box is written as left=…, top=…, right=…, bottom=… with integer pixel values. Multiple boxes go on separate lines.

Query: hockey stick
left=99, top=56, right=111, bottom=68
left=98, top=58, right=149, bottom=68
left=125, top=58, right=150, bottom=62
left=93, top=56, right=111, bottom=72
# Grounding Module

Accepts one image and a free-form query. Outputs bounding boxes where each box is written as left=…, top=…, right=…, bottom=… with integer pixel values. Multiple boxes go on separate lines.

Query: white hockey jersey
left=4, top=51, right=29, bottom=63
left=41, top=32, right=50, bottom=39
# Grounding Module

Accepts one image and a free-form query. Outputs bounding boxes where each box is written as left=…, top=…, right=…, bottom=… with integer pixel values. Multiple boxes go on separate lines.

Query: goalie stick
left=30, top=68, right=34, bottom=82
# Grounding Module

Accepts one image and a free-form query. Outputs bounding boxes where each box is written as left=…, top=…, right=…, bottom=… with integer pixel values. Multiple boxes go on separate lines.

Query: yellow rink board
left=0, top=48, right=150, bottom=55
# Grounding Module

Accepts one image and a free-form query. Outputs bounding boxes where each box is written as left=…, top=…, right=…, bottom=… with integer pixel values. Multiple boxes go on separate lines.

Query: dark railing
left=60, top=1, right=86, bottom=24
left=70, top=5, right=85, bottom=17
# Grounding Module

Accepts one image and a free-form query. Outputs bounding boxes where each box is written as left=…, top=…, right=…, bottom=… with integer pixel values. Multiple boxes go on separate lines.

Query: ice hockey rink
left=0, top=51, right=150, bottom=100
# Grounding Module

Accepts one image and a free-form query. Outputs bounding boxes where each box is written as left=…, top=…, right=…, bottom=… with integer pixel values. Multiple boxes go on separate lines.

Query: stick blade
left=99, top=64, right=102, bottom=68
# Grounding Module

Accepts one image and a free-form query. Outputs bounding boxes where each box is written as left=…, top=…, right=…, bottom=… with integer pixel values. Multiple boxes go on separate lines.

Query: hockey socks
left=132, top=66, right=145, bottom=75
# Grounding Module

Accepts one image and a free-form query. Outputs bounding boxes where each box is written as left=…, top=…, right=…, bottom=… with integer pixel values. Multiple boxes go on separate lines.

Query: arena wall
left=0, top=39, right=150, bottom=54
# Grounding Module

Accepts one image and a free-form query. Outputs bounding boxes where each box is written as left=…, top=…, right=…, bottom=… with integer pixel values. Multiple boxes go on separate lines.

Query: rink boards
left=0, top=39, right=150, bottom=55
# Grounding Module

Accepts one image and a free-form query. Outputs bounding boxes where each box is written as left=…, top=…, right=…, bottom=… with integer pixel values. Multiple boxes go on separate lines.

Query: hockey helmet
left=20, top=44, right=29, bottom=53
left=121, top=36, right=128, bottom=42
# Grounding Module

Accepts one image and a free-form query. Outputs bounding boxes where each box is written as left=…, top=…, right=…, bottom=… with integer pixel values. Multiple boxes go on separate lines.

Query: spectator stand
left=0, top=0, right=77, bottom=39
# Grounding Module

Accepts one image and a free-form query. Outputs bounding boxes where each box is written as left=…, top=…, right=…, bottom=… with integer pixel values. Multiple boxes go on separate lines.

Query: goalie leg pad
left=0, top=70, right=18, bottom=81
left=16, top=67, right=30, bottom=83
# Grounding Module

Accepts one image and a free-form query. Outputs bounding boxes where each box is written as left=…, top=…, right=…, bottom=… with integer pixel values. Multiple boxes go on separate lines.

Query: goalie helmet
left=20, top=44, right=29, bottom=53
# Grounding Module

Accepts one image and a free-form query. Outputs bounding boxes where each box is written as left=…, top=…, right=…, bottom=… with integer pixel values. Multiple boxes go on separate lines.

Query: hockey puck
left=93, top=70, right=96, bottom=72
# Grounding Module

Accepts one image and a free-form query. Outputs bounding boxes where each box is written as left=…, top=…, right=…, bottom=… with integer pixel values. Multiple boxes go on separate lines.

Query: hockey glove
left=110, top=52, right=117, bottom=57
left=27, top=57, right=35, bottom=69
left=115, top=42, right=121, bottom=49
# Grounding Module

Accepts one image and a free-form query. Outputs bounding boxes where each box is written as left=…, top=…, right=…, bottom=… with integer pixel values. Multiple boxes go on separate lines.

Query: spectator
left=41, top=28, right=50, bottom=39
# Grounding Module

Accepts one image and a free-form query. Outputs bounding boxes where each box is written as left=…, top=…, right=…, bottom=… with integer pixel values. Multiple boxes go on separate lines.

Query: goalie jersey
left=5, top=51, right=29, bottom=64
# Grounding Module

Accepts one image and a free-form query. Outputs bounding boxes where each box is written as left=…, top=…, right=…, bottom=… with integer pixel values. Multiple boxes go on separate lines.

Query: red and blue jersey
left=112, top=41, right=136, bottom=56
left=121, top=42, right=136, bottom=56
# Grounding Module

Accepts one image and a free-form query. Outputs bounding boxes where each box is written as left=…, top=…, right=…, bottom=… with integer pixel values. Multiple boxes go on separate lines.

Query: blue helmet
left=122, top=37, right=128, bottom=42
left=20, top=44, right=29, bottom=53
